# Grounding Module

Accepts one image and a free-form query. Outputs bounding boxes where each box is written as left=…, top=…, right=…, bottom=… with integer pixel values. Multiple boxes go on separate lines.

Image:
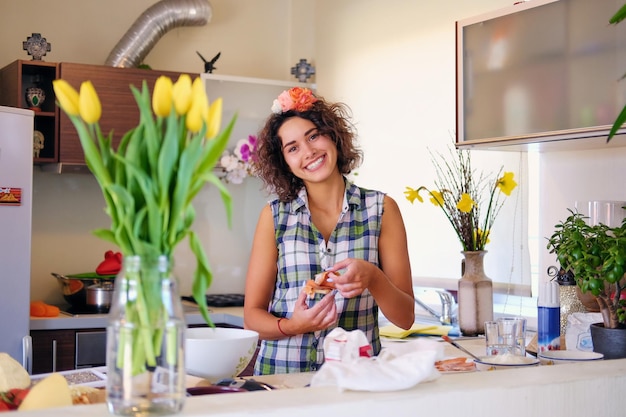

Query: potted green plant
left=546, top=210, right=626, bottom=358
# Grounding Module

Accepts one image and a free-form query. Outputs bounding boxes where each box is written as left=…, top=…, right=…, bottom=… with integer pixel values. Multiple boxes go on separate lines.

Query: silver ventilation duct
left=105, top=0, right=212, bottom=68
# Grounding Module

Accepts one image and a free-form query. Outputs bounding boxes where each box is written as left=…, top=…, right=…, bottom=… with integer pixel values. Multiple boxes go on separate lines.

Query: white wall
left=0, top=0, right=312, bottom=80
left=538, top=146, right=626, bottom=285
left=314, top=0, right=528, bottom=290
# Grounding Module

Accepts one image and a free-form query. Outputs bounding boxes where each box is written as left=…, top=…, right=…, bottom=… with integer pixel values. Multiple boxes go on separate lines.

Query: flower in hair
left=271, top=87, right=317, bottom=114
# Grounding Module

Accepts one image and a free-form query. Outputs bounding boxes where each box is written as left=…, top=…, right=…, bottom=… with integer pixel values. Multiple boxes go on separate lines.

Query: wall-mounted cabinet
left=0, top=60, right=59, bottom=162
left=57, top=63, right=187, bottom=166
left=455, top=0, right=626, bottom=151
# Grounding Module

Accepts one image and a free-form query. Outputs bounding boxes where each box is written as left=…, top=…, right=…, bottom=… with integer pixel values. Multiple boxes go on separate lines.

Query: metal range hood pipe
left=50, top=1, right=211, bottom=174
left=105, top=0, right=212, bottom=68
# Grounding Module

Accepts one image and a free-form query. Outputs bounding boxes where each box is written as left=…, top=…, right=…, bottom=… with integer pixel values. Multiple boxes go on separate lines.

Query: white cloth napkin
left=310, top=328, right=443, bottom=391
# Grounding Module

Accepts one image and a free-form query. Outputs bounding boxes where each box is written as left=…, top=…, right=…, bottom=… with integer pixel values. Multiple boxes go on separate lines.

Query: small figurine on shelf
left=291, top=59, right=315, bottom=82
left=25, top=86, right=45, bottom=111
left=22, top=33, right=52, bottom=61
left=33, top=131, right=44, bottom=158
left=196, top=51, right=221, bottom=73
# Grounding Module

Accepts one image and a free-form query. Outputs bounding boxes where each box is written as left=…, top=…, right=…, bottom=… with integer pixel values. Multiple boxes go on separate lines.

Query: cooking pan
left=52, top=272, right=115, bottom=313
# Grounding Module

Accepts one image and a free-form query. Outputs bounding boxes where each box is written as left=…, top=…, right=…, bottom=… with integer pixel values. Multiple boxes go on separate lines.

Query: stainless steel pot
left=86, top=281, right=114, bottom=312
left=52, top=273, right=115, bottom=313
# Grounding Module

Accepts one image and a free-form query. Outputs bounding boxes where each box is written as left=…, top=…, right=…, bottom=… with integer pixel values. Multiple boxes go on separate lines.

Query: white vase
left=458, top=250, right=494, bottom=336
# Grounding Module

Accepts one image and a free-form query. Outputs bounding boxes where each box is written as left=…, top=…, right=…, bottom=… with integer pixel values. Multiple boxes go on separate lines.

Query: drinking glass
left=498, top=317, right=527, bottom=356
left=484, top=320, right=516, bottom=356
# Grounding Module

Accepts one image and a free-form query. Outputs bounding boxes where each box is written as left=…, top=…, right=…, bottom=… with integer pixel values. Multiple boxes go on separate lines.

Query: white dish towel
left=310, top=328, right=443, bottom=391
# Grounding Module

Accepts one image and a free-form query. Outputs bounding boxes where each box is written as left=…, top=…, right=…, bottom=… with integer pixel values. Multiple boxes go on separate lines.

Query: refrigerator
left=0, top=105, right=34, bottom=366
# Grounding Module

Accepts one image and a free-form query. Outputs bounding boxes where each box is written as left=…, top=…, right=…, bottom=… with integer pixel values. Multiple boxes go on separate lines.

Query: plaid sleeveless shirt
left=254, top=181, right=384, bottom=375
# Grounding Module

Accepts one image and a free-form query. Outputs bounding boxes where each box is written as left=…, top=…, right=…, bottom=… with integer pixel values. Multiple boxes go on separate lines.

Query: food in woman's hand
left=304, top=271, right=339, bottom=298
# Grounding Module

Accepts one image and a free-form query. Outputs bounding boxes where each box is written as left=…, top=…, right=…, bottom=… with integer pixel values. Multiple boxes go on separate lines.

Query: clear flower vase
left=106, top=255, right=186, bottom=416
left=458, top=250, right=494, bottom=337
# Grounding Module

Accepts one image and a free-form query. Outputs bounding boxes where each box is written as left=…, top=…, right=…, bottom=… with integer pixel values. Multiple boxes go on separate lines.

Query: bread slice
left=304, top=271, right=338, bottom=298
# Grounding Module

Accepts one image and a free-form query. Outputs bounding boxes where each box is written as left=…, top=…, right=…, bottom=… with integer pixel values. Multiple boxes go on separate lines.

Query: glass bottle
left=106, top=255, right=186, bottom=416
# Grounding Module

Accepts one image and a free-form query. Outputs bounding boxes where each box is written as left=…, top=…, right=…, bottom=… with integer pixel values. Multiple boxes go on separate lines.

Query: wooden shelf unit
left=0, top=60, right=59, bottom=162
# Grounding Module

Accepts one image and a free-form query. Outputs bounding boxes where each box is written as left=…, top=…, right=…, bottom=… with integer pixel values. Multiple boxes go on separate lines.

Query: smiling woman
left=243, top=87, right=415, bottom=375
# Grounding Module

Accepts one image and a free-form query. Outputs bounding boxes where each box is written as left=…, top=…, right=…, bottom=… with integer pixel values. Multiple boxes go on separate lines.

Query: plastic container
left=538, top=280, right=561, bottom=352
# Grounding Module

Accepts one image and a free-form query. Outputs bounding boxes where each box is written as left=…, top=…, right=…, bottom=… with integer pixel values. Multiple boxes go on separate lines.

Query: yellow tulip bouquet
left=53, top=75, right=235, bottom=373
left=404, top=146, right=517, bottom=251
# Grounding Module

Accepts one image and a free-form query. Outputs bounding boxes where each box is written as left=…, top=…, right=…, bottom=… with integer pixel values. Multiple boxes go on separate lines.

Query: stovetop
left=60, top=306, right=109, bottom=317
left=57, top=294, right=242, bottom=318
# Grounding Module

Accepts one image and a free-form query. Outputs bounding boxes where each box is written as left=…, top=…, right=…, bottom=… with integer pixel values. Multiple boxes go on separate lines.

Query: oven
left=75, top=330, right=107, bottom=369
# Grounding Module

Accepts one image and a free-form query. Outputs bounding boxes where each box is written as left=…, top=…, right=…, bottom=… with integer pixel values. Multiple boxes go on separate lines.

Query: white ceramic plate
left=538, top=350, right=604, bottom=365
left=474, top=355, right=539, bottom=371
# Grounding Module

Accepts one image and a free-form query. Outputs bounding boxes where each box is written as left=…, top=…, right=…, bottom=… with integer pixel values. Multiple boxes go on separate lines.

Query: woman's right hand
left=280, top=290, right=338, bottom=335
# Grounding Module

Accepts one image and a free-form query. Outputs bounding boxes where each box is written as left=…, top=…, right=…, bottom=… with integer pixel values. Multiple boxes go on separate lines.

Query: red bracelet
left=277, top=318, right=290, bottom=337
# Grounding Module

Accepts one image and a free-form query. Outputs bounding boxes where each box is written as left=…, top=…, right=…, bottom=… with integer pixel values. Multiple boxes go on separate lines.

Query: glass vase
left=106, top=255, right=186, bottom=416
left=458, top=250, right=494, bottom=336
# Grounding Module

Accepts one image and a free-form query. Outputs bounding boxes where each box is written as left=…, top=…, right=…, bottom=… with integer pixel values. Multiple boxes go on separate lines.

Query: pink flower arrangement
left=219, top=135, right=258, bottom=184
left=271, top=87, right=317, bottom=114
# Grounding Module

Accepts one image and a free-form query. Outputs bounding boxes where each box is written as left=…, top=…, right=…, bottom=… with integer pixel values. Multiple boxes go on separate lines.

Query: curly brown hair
left=254, top=94, right=362, bottom=201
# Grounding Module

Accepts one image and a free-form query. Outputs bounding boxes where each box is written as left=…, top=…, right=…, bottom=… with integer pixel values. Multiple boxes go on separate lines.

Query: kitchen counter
left=14, top=348, right=626, bottom=417
left=29, top=305, right=244, bottom=331
left=26, top=307, right=626, bottom=416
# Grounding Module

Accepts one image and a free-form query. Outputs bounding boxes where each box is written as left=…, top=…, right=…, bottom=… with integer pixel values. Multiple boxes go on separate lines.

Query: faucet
left=414, top=289, right=455, bottom=325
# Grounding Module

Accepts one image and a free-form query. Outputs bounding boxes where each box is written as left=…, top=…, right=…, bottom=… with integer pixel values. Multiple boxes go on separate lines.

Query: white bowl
left=474, top=354, right=540, bottom=371
left=185, top=327, right=259, bottom=382
left=538, top=350, right=604, bottom=365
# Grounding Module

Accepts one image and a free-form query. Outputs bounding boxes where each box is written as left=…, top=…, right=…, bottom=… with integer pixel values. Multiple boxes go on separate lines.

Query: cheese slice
left=0, top=352, right=30, bottom=391
left=18, top=373, right=72, bottom=411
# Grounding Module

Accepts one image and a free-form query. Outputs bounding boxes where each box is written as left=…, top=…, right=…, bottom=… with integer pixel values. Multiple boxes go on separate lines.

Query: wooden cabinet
left=0, top=60, right=188, bottom=166
left=30, top=329, right=79, bottom=375
left=30, top=323, right=255, bottom=376
left=57, top=63, right=187, bottom=164
left=0, top=60, right=59, bottom=163
left=31, top=328, right=108, bottom=374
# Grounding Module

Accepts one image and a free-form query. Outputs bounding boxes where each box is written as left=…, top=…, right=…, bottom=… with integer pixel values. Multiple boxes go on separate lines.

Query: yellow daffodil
left=497, top=172, right=517, bottom=196
left=404, top=186, right=422, bottom=203
left=78, top=81, right=101, bottom=124
left=429, top=190, right=445, bottom=207
left=405, top=148, right=516, bottom=251
left=206, top=97, right=223, bottom=139
left=172, top=74, right=192, bottom=115
left=152, top=76, right=173, bottom=118
left=475, top=228, right=490, bottom=245
left=52, top=80, right=80, bottom=116
left=456, top=193, right=475, bottom=213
